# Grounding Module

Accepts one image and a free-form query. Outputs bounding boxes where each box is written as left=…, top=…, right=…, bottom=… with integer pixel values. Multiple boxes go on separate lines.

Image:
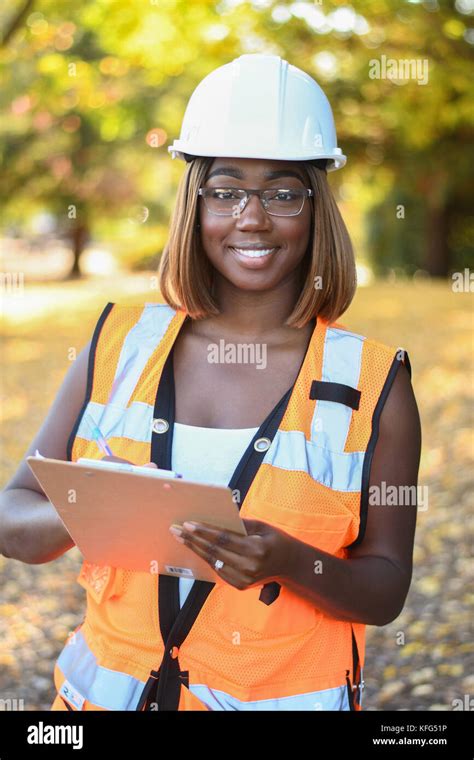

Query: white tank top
left=171, top=421, right=259, bottom=608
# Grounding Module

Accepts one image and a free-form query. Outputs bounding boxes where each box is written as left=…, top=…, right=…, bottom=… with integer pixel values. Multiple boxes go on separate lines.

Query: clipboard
left=27, top=456, right=247, bottom=582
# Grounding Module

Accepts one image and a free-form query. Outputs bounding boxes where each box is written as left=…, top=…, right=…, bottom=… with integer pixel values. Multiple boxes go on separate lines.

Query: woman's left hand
left=169, top=519, right=294, bottom=589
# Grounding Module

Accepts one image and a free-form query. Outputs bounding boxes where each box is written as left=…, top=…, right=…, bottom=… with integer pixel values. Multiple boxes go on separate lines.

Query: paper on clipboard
left=27, top=455, right=247, bottom=582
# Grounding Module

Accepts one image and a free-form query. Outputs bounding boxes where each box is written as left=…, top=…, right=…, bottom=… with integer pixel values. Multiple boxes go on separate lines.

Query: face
left=198, top=157, right=313, bottom=293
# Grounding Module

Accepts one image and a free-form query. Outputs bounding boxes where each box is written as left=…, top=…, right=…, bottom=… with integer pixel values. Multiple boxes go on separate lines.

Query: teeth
left=232, top=247, right=276, bottom=258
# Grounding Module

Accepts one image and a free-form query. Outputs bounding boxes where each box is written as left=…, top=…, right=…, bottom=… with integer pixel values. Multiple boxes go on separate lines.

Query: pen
left=77, top=458, right=183, bottom=478
left=82, top=413, right=182, bottom=476
left=84, top=413, right=114, bottom=457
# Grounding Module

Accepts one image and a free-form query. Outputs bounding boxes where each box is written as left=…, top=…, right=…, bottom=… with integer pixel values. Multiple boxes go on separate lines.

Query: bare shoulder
left=380, top=360, right=421, bottom=446
left=2, top=339, right=92, bottom=494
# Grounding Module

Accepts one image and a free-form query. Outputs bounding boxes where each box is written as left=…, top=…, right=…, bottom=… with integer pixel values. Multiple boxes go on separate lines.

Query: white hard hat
left=168, top=53, right=346, bottom=172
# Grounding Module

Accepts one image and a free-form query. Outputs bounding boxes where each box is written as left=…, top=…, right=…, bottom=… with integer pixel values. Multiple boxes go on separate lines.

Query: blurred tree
left=367, top=188, right=425, bottom=276
left=324, top=0, right=474, bottom=275
left=0, top=0, right=230, bottom=276
left=0, top=0, right=472, bottom=277
left=1, top=0, right=35, bottom=46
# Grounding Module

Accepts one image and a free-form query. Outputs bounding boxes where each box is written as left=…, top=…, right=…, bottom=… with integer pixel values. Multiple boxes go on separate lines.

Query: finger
left=180, top=522, right=249, bottom=554
left=179, top=537, right=248, bottom=587
left=183, top=529, right=263, bottom=557
left=177, top=530, right=244, bottom=568
left=177, top=524, right=265, bottom=565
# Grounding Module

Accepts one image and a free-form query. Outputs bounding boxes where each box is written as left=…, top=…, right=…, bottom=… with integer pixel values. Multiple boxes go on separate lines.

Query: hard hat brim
left=168, top=146, right=346, bottom=172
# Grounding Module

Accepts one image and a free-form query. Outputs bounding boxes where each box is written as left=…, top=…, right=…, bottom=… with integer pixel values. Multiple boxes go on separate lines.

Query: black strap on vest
left=66, top=301, right=115, bottom=462
left=137, top=315, right=315, bottom=711
left=309, top=380, right=361, bottom=411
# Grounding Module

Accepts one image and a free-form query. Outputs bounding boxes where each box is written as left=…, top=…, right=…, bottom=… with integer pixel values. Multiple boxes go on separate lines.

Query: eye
left=269, top=190, right=299, bottom=202
left=210, top=188, right=241, bottom=201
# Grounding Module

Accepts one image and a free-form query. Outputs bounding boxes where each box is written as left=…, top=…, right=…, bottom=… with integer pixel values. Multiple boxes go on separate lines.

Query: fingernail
left=183, top=522, right=197, bottom=531
left=169, top=525, right=182, bottom=536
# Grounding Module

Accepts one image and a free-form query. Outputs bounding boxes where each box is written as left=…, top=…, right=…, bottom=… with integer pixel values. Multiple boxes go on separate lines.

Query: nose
left=235, top=193, right=272, bottom=230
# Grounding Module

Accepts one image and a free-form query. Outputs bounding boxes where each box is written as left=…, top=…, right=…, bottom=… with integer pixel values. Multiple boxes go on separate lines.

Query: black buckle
left=136, top=669, right=160, bottom=711
left=259, top=581, right=281, bottom=605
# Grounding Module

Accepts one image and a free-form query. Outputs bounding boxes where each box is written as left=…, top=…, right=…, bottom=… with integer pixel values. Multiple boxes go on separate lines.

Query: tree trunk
left=423, top=202, right=450, bottom=277
left=68, top=223, right=88, bottom=279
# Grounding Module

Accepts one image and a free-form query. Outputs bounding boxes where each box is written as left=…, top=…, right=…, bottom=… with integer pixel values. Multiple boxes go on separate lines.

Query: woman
left=0, top=54, right=421, bottom=711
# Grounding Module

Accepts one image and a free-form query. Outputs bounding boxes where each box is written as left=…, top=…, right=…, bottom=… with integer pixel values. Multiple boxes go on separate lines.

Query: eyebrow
left=206, top=166, right=306, bottom=183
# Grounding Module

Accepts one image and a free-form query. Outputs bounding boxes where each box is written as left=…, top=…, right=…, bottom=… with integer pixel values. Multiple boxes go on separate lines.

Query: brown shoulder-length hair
left=157, top=157, right=356, bottom=328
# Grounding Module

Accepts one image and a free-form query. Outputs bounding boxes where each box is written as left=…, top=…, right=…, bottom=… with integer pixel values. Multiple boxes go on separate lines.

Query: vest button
left=254, top=437, right=271, bottom=453
left=152, top=418, right=169, bottom=434
left=170, top=646, right=179, bottom=659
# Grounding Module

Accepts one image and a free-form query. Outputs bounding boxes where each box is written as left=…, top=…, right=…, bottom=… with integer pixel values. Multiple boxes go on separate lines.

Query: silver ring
left=214, top=559, right=224, bottom=571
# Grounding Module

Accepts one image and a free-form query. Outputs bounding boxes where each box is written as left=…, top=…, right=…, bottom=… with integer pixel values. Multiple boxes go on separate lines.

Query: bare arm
left=282, top=361, right=421, bottom=626
left=0, top=340, right=91, bottom=564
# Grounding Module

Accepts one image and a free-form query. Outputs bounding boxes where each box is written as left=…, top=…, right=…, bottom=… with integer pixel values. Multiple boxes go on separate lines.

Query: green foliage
left=0, top=0, right=473, bottom=273
left=368, top=189, right=425, bottom=276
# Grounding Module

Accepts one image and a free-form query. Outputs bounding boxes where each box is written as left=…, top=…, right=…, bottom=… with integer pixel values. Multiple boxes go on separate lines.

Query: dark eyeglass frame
left=198, top=187, right=313, bottom=217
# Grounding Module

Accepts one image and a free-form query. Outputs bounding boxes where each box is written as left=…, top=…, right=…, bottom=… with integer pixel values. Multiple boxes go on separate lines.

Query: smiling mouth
left=229, top=246, right=279, bottom=259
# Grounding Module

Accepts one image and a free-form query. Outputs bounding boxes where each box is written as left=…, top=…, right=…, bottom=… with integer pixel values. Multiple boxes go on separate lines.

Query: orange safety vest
left=50, top=301, right=411, bottom=712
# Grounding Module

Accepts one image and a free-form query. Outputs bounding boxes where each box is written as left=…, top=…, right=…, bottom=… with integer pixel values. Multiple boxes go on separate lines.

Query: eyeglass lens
left=202, top=188, right=307, bottom=216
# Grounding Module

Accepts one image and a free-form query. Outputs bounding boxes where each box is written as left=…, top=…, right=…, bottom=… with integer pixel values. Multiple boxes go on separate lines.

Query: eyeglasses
left=198, top=187, right=313, bottom=217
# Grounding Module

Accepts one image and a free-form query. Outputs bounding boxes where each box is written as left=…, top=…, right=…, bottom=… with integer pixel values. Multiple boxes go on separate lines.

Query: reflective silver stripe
left=188, top=683, right=350, bottom=711
left=78, top=406, right=365, bottom=493
left=265, top=429, right=364, bottom=492
left=56, top=629, right=146, bottom=710
left=107, top=303, right=176, bottom=407
left=56, top=629, right=350, bottom=711
left=76, top=316, right=366, bottom=491
left=77, top=400, right=154, bottom=444
left=311, top=327, right=364, bottom=451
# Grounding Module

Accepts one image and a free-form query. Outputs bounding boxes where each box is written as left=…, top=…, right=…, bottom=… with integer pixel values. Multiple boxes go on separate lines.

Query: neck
left=208, top=271, right=305, bottom=339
